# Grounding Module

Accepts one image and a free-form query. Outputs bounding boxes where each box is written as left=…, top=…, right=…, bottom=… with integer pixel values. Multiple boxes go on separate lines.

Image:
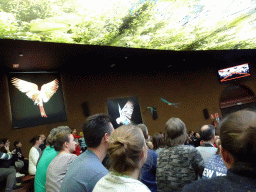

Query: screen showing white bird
left=116, top=100, right=134, bottom=125
left=11, top=77, right=59, bottom=118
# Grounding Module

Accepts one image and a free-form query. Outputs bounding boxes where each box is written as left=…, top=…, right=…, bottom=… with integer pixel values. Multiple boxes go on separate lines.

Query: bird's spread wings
left=121, top=100, right=134, bottom=120
left=41, top=79, right=59, bottom=103
left=11, top=77, right=39, bottom=100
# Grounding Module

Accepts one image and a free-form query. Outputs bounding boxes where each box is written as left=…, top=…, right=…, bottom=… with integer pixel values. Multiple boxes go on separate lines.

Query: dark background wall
left=0, top=39, right=256, bottom=157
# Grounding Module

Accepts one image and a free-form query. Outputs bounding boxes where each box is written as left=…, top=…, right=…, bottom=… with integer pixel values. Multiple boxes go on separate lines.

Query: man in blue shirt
left=60, top=114, right=114, bottom=192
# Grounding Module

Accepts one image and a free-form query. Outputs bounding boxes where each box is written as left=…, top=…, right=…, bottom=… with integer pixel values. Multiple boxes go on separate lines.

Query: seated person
left=34, top=126, right=72, bottom=192
left=78, top=132, right=87, bottom=153
left=0, top=139, right=13, bottom=169
left=152, top=132, right=165, bottom=155
left=29, top=136, right=43, bottom=175
left=196, top=124, right=218, bottom=164
left=138, top=124, right=158, bottom=192
left=11, top=141, right=25, bottom=177
left=202, top=139, right=227, bottom=179
left=45, top=131, right=77, bottom=192
left=0, top=140, right=20, bottom=192
left=60, top=114, right=114, bottom=192
left=156, top=117, right=204, bottom=192
left=93, top=124, right=150, bottom=192
left=182, top=109, right=256, bottom=192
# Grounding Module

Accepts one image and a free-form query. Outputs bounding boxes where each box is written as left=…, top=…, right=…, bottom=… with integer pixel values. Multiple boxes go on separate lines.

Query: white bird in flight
left=11, top=77, right=59, bottom=118
left=116, top=100, right=134, bottom=125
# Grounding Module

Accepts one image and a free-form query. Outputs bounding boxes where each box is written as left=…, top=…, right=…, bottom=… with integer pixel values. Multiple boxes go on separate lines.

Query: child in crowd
left=78, top=132, right=87, bottom=153
left=93, top=124, right=150, bottom=192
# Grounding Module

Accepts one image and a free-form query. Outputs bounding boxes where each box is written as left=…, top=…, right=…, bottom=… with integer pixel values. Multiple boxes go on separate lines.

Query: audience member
left=34, top=126, right=71, bottom=192
left=137, top=124, right=158, bottom=192
left=202, top=139, right=227, bottom=179
left=0, top=141, right=21, bottom=192
left=39, top=134, right=47, bottom=152
left=152, top=132, right=165, bottom=155
left=11, top=141, right=25, bottom=177
left=156, top=117, right=204, bottom=192
left=60, top=113, right=114, bottom=192
left=0, top=139, right=13, bottom=168
left=196, top=125, right=218, bottom=164
left=78, top=132, right=87, bottom=152
left=29, top=136, right=43, bottom=175
left=72, top=128, right=82, bottom=156
left=45, top=131, right=77, bottom=192
left=182, top=109, right=256, bottom=191
left=192, top=132, right=201, bottom=147
left=93, top=124, right=150, bottom=192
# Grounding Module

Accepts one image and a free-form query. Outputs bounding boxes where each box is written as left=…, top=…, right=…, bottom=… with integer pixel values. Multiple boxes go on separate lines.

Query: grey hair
left=165, top=117, right=187, bottom=147
left=46, top=126, right=72, bottom=147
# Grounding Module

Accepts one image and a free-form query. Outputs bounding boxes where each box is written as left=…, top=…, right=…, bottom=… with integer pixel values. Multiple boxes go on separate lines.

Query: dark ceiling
left=0, top=39, right=256, bottom=75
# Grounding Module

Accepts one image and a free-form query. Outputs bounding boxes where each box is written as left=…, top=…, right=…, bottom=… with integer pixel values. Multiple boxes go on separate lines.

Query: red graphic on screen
left=11, top=78, right=59, bottom=118
left=218, top=64, right=250, bottom=82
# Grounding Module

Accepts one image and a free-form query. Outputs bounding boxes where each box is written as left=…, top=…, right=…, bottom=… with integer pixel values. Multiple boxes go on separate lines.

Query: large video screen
left=8, top=72, right=67, bottom=129
left=1, top=0, right=255, bottom=51
left=107, top=96, right=143, bottom=129
left=218, top=63, right=250, bottom=83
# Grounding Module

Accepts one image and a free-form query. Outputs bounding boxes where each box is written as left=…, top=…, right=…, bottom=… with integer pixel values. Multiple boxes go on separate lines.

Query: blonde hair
left=165, top=117, right=187, bottom=147
left=107, top=124, right=146, bottom=174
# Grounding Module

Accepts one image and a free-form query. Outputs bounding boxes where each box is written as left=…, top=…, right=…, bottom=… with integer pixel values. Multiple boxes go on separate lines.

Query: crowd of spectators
left=0, top=109, right=256, bottom=191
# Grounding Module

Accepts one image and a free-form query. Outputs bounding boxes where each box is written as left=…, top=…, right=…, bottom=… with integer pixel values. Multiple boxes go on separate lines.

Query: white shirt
left=29, top=146, right=40, bottom=175
left=196, top=142, right=217, bottom=164
left=93, top=172, right=150, bottom=192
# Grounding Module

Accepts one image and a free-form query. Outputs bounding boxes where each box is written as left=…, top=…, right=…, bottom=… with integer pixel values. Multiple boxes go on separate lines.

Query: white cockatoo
left=116, top=100, right=134, bottom=125
left=11, top=77, right=59, bottom=118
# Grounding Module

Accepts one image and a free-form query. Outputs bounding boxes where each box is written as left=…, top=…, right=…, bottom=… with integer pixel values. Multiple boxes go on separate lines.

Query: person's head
left=47, top=126, right=72, bottom=147
left=165, top=117, right=187, bottom=147
left=83, top=113, right=114, bottom=149
left=14, top=141, right=22, bottom=148
left=40, top=134, right=46, bottom=142
left=219, top=109, right=256, bottom=169
left=199, top=124, right=215, bottom=142
left=53, top=131, right=77, bottom=153
left=137, top=124, right=149, bottom=140
left=72, top=129, right=77, bottom=135
left=107, top=124, right=147, bottom=175
left=152, top=132, right=165, bottom=150
left=30, top=136, right=43, bottom=147
left=79, top=132, right=84, bottom=137
left=2, top=138, right=10, bottom=147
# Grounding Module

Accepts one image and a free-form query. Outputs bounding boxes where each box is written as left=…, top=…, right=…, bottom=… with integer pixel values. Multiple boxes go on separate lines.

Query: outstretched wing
left=121, top=100, right=134, bottom=121
left=40, top=79, right=59, bottom=103
left=11, top=77, right=39, bottom=100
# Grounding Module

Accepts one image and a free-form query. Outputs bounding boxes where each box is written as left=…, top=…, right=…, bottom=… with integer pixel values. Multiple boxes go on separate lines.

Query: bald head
left=199, top=124, right=215, bottom=142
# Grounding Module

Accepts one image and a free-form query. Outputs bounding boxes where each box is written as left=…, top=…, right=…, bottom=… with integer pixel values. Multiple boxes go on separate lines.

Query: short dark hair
left=199, top=124, right=215, bottom=141
left=83, top=113, right=112, bottom=148
left=14, top=141, right=21, bottom=148
left=30, top=136, right=40, bottom=146
left=220, top=109, right=256, bottom=167
left=53, top=131, right=71, bottom=152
